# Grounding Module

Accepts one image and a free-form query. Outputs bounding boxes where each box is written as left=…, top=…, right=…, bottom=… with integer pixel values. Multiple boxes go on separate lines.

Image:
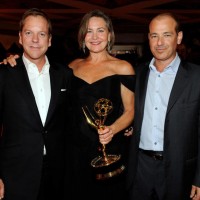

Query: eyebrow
left=149, top=31, right=173, bottom=35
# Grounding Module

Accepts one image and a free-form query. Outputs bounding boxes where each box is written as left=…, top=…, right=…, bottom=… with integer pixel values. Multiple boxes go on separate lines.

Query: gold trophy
left=82, top=98, right=125, bottom=180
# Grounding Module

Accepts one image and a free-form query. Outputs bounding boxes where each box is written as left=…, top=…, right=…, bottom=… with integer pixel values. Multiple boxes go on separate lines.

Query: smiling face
left=148, top=15, right=183, bottom=66
left=19, top=15, right=51, bottom=63
left=84, top=16, right=110, bottom=54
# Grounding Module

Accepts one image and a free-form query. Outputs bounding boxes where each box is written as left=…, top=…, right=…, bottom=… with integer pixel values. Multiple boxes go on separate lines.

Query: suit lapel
left=45, top=64, right=62, bottom=126
left=9, top=58, right=42, bottom=124
left=138, top=64, right=150, bottom=125
left=10, top=60, right=66, bottom=127
left=137, top=62, right=188, bottom=121
left=166, top=63, right=188, bottom=114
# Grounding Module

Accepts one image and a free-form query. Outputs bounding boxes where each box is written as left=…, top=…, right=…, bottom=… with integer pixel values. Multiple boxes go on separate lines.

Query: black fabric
left=129, top=151, right=166, bottom=200
left=66, top=74, right=135, bottom=200
left=120, top=75, right=135, bottom=92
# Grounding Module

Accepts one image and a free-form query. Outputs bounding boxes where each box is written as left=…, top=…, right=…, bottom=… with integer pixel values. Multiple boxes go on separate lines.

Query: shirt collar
left=22, top=54, right=50, bottom=74
left=149, top=53, right=180, bottom=73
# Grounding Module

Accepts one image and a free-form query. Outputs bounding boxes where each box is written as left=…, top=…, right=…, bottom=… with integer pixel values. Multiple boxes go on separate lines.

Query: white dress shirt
left=23, top=54, right=51, bottom=154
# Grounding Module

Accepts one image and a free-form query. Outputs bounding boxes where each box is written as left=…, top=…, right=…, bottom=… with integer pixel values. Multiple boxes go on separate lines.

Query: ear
left=48, top=35, right=52, bottom=47
left=177, top=31, right=183, bottom=45
left=19, top=32, right=22, bottom=45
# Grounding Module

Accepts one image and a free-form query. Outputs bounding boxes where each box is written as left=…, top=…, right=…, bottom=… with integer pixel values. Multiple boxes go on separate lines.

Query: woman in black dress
left=67, top=9, right=135, bottom=200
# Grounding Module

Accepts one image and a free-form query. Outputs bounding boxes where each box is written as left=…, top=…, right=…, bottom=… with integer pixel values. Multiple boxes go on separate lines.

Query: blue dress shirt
left=139, top=54, right=181, bottom=151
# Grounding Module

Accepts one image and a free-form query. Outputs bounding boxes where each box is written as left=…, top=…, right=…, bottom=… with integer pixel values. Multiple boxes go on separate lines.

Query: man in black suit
left=127, top=13, right=200, bottom=200
left=0, top=8, right=72, bottom=200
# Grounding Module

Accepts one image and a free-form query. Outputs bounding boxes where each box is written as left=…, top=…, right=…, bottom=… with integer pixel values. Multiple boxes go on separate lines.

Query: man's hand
left=0, top=179, right=4, bottom=199
left=2, top=54, right=19, bottom=67
left=190, top=185, right=200, bottom=200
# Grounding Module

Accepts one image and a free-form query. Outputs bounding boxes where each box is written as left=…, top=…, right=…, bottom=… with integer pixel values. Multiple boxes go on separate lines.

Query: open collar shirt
left=23, top=54, right=51, bottom=126
left=139, top=54, right=180, bottom=151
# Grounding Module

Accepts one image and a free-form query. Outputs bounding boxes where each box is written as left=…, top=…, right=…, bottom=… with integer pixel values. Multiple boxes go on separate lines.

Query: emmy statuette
left=82, top=98, right=125, bottom=180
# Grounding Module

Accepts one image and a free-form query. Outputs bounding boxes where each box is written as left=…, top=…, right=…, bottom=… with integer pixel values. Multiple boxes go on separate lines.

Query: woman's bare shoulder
left=111, top=58, right=135, bottom=75
left=68, top=58, right=84, bottom=69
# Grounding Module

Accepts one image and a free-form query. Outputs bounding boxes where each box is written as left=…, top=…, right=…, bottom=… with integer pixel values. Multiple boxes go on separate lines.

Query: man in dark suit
left=127, top=13, right=200, bottom=200
left=0, top=8, right=72, bottom=200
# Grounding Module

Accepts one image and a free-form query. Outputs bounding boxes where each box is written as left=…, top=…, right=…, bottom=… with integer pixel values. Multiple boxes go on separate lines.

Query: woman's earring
left=107, top=41, right=111, bottom=53
left=82, top=41, right=86, bottom=54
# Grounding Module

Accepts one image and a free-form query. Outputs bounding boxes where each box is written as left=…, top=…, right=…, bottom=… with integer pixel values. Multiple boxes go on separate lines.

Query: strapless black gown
left=66, top=73, right=135, bottom=200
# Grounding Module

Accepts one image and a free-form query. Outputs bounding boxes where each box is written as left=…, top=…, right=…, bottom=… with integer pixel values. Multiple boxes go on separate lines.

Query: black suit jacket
left=127, top=61, right=200, bottom=199
left=0, top=57, right=72, bottom=200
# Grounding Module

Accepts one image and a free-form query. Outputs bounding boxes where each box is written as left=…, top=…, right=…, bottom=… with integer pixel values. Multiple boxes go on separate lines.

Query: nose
left=157, top=36, right=164, bottom=45
left=92, top=32, right=97, bottom=39
left=32, top=33, right=39, bottom=42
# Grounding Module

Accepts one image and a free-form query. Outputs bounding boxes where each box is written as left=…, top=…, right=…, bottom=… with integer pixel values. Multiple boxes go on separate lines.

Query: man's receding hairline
left=151, top=13, right=176, bottom=23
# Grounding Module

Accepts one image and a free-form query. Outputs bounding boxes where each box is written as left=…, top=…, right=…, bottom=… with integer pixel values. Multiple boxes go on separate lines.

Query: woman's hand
left=98, top=126, right=114, bottom=145
left=98, top=125, right=134, bottom=145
